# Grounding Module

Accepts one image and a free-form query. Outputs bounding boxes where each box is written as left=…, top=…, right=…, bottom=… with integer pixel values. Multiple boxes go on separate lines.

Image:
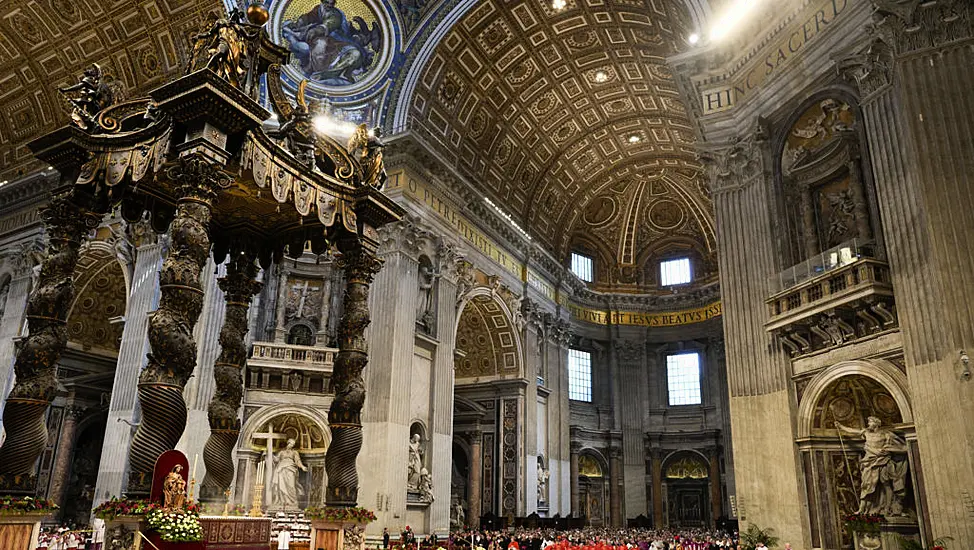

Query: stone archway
left=451, top=288, right=525, bottom=520
left=796, top=361, right=918, bottom=550
left=577, top=451, right=608, bottom=527
left=239, top=406, right=331, bottom=511
left=661, top=450, right=711, bottom=528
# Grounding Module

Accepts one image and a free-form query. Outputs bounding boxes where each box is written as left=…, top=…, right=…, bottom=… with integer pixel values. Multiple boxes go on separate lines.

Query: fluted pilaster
left=93, top=234, right=163, bottom=505
left=0, top=190, right=102, bottom=491
left=127, top=156, right=226, bottom=494
left=200, top=255, right=262, bottom=501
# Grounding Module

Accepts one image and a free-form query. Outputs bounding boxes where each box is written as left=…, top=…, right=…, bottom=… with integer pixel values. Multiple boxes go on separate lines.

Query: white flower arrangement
left=146, top=508, right=205, bottom=542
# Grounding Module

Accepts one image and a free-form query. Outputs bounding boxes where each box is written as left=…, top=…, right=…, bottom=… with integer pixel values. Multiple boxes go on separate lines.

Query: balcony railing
left=765, top=246, right=896, bottom=357
left=769, top=239, right=877, bottom=294
left=248, top=341, right=336, bottom=371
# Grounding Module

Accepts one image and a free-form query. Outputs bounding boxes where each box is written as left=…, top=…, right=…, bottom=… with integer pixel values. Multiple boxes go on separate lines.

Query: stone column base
left=0, top=513, right=46, bottom=550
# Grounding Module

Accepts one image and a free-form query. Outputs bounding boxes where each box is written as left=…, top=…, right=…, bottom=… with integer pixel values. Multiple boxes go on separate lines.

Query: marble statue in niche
left=272, top=438, right=308, bottom=509
left=417, top=262, right=435, bottom=331
left=537, top=456, right=549, bottom=503
left=407, top=433, right=424, bottom=490
left=835, top=416, right=910, bottom=516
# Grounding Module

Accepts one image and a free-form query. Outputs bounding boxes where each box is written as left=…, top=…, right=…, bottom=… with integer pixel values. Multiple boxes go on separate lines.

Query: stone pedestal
left=309, top=520, right=368, bottom=550
left=0, top=514, right=46, bottom=550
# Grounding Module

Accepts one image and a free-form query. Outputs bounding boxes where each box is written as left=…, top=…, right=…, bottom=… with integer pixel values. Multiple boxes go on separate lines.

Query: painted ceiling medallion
left=271, top=0, right=391, bottom=94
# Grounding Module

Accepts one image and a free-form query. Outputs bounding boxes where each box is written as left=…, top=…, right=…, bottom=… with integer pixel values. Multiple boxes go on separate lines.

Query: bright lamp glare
left=688, top=33, right=699, bottom=44
left=710, top=0, right=764, bottom=42
left=313, top=115, right=358, bottom=137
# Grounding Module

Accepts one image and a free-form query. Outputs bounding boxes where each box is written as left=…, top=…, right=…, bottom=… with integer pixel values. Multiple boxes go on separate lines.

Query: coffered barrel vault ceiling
left=0, top=0, right=223, bottom=180
left=407, top=0, right=716, bottom=285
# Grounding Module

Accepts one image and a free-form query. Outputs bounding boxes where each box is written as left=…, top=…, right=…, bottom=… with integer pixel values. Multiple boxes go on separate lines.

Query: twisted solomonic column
left=0, top=191, right=102, bottom=492
left=325, top=245, right=382, bottom=507
left=200, top=255, right=262, bottom=501
left=126, top=156, right=228, bottom=494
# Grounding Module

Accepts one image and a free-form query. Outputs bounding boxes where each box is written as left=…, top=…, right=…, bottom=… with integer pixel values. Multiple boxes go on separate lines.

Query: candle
left=192, top=454, right=198, bottom=481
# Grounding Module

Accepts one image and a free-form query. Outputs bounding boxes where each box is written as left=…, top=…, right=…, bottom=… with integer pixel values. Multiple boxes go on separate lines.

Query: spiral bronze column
left=0, top=191, right=102, bottom=492
left=126, top=156, right=228, bottom=495
left=200, top=254, right=261, bottom=502
left=325, top=245, right=382, bottom=507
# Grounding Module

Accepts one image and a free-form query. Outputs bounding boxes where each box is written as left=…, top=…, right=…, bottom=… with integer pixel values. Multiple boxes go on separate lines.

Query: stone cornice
left=0, top=170, right=57, bottom=217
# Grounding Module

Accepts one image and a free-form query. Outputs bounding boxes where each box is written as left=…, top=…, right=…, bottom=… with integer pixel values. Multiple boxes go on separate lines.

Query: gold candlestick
left=249, top=461, right=264, bottom=517
left=223, top=487, right=232, bottom=517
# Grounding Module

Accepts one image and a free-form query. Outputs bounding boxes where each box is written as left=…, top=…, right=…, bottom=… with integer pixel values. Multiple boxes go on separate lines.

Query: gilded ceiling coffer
left=1, top=7, right=403, bottom=503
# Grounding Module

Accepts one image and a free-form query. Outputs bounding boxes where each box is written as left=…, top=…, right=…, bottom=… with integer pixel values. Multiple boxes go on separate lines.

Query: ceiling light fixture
left=628, top=135, right=641, bottom=144
left=594, top=71, right=608, bottom=83
left=551, top=0, right=567, bottom=11
left=710, top=0, right=765, bottom=42
left=688, top=33, right=700, bottom=45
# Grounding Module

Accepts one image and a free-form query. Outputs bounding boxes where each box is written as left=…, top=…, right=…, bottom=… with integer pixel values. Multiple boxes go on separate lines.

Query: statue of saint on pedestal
left=272, top=438, right=308, bottom=509
left=454, top=501, right=465, bottom=526
left=407, top=433, right=424, bottom=490
left=537, top=464, right=550, bottom=503
left=418, top=468, right=434, bottom=503
left=162, top=464, right=187, bottom=511
left=835, top=416, right=910, bottom=516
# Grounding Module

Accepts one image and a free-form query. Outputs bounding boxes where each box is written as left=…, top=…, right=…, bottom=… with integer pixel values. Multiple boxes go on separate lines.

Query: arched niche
left=238, top=406, right=331, bottom=510
left=797, top=359, right=912, bottom=439
left=772, top=93, right=885, bottom=268
left=661, top=450, right=712, bottom=528
left=795, top=361, right=919, bottom=550
left=577, top=451, right=608, bottom=526
left=454, top=290, right=523, bottom=383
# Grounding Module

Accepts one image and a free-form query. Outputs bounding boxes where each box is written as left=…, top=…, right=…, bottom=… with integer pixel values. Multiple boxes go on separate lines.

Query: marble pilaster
left=0, top=266, right=33, bottom=426
left=569, top=441, right=580, bottom=516
left=177, top=257, right=226, bottom=486
left=428, top=249, right=458, bottom=536
left=468, top=430, right=482, bottom=527
left=358, top=221, right=423, bottom=534
left=608, top=447, right=622, bottom=528
left=93, top=239, right=163, bottom=505
left=47, top=404, right=82, bottom=513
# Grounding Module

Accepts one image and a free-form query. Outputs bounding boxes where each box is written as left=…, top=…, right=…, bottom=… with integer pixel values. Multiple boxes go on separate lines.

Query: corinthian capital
left=870, top=0, right=972, bottom=55
left=613, top=340, right=643, bottom=364
left=836, top=38, right=895, bottom=100
left=699, top=118, right=771, bottom=194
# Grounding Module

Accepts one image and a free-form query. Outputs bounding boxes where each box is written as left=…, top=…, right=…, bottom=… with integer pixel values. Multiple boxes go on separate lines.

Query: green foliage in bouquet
left=304, top=506, right=377, bottom=524
left=740, top=524, right=780, bottom=550
left=0, top=496, right=58, bottom=516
